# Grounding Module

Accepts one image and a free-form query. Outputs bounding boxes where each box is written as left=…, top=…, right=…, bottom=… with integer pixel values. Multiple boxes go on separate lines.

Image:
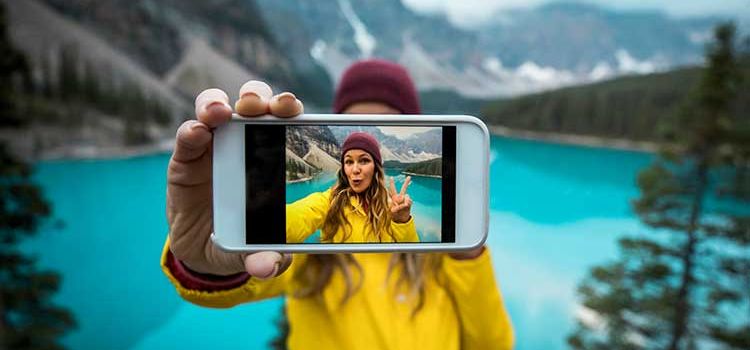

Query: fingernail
left=258, top=261, right=281, bottom=280
left=277, top=93, right=296, bottom=103
left=205, top=101, right=230, bottom=114
left=207, top=100, right=230, bottom=109
left=240, top=91, right=263, bottom=102
left=190, top=123, right=208, bottom=132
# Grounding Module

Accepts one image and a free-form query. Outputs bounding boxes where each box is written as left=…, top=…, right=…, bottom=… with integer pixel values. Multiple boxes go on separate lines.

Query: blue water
left=23, top=136, right=653, bottom=350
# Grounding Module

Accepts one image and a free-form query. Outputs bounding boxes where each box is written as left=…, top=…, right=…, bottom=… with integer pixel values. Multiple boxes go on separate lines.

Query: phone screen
left=244, top=124, right=456, bottom=244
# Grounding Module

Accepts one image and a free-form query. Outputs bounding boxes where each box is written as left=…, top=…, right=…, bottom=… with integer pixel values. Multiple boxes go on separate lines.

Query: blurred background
left=1, top=0, right=748, bottom=349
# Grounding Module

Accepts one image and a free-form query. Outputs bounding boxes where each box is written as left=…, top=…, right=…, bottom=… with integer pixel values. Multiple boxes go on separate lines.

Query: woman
left=287, top=131, right=419, bottom=244
left=162, top=59, right=513, bottom=349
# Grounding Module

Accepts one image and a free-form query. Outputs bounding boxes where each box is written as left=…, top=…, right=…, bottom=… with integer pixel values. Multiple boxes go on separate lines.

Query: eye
left=360, top=158, right=371, bottom=164
left=345, top=159, right=353, bottom=165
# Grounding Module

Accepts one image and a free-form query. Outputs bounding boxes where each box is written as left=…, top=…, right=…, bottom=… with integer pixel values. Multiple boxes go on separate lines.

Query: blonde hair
left=294, top=160, right=442, bottom=315
left=321, top=161, right=394, bottom=242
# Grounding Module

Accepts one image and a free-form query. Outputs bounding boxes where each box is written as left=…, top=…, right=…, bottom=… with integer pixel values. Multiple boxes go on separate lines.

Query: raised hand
left=388, top=176, right=413, bottom=223
left=167, top=80, right=302, bottom=277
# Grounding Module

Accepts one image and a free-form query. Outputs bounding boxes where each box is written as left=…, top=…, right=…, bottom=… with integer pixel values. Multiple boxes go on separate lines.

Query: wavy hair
left=320, top=161, right=394, bottom=242
left=293, top=160, right=443, bottom=315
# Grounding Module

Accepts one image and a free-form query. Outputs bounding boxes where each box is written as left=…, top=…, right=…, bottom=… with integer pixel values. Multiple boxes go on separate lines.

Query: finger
left=391, top=203, right=408, bottom=213
left=404, top=194, right=412, bottom=208
left=194, top=88, right=233, bottom=128
left=172, top=120, right=212, bottom=163
left=393, top=194, right=403, bottom=204
left=235, top=80, right=273, bottom=117
left=269, top=92, right=304, bottom=118
left=389, top=177, right=397, bottom=197
left=244, top=251, right=292, bottom=279
left=400, top=176, right=412, bottom=197
left=167, top=122, right=212, bottom=199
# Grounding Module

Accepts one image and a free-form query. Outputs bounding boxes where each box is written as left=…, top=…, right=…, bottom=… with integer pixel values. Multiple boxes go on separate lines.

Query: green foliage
left=403, top=158, right=442, bottom=177
left=569, top=23, right=750, bottom=350
left=269, top=305, right=289, bottom=350
left=0, top=144, right=77, bottom=350
left=481, top=57, right=750, bottom=143
left=0, top=4, right=76, bottom=347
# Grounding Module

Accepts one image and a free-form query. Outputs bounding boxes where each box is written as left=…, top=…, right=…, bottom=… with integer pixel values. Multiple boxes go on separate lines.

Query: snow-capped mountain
left=257, top=0, right=731, bottom=97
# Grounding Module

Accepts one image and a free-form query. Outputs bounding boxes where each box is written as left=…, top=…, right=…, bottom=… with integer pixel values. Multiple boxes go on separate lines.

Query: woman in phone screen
left=162, top=59, right=514, bottom=350
left=286, top=131, right=419, bottom=244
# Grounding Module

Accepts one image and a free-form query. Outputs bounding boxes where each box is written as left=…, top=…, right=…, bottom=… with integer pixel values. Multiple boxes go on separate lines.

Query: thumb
left=244, top=252, right=293, bottom=279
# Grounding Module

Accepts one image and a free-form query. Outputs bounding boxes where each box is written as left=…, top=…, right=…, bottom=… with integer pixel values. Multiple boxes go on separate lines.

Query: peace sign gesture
left=389, top=176, right=413, bottom=223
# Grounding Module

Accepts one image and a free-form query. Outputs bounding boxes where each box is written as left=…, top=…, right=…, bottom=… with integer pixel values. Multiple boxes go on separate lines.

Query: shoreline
left=286, top=175, right=314, bottom=184
left=28, top=126, right=663, bottom=162
left=402, top=171, right=442, bottom=179
left=33, top=138, right=175, bottom=161
left=488, top=125, right=659, bottom=153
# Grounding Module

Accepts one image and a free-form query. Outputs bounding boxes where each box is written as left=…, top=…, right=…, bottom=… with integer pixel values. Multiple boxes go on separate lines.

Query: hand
left=449, top=246, right=485, bottom=260
left=388, top=176, right=413, bottom=223
left=167, top=80, right=303, bottom=276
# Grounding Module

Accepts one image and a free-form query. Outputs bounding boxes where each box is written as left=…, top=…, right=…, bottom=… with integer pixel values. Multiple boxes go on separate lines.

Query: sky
left=402, top=0, right=750, bottom=28
left=377, top=126, right=439, bottom=140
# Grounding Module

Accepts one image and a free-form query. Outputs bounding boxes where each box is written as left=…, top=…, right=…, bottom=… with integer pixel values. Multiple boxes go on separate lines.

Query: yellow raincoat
left=161, top=190, right=514, bottom=349
left=286, top=189, right=419, bottom=243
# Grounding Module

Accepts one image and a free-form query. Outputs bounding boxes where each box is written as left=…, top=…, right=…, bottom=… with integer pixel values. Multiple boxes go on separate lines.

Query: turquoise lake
left=24, top=136, right=653, bottom=350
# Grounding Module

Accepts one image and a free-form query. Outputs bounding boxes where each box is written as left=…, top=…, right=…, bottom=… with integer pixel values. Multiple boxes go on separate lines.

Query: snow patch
left=517, top=61, right=576, bottom=85
left=615, top=49, right=657, bottom=74
left=380, top=145, right=439, bottom=163
left=588, top=61, right=614, bottom=80
left=310, top=40, right=327, bottom=61
left=337, top=0, right=377, bottom=58
left=377, top=126, right=439, bottom=140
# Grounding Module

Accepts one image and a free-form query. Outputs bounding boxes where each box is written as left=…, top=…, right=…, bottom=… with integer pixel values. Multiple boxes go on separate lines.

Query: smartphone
left=211, top=114, right=489, bottom=253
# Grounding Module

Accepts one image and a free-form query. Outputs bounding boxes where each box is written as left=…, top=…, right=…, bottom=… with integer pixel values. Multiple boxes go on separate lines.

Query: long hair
left=320, top=161, right=394, bottom=242
left=294, top=161, right=442, bottom=315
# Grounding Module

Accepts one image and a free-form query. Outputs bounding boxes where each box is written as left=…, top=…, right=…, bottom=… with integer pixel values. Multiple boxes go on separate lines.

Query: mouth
left=351, top=179, right=362, bottom=187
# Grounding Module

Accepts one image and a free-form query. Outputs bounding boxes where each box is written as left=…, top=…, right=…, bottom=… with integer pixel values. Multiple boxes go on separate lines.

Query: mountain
left=1, top=0, right=190, bottom=158
left=482, top=58, right=750, bottom=142
left=256, top=0, right=730, bottom=98
left=286, top=125, right=340, bottom=171
left=1, top=0, right=743, bottom=159
left=38, top=0, right=333, bottom=106
left=328, top=126, right=441, bottom=162
left=0, top=0, right=334, bottom=158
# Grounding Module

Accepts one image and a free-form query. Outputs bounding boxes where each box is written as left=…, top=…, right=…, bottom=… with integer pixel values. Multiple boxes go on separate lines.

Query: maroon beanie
left=341, top=132, right=382, bottom=165
left=333, top=59, right=421, bottom=114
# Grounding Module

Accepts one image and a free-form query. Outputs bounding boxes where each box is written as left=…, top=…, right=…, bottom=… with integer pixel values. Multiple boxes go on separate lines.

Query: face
left=342, top=101, right=400, bottom=114
left=343, top=149, right=375, bottom=193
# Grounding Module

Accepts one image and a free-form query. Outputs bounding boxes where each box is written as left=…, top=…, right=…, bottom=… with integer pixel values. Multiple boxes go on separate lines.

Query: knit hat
left=341, top=132, right=382, bottom=165
left=333, top=59, right=421, bottom=114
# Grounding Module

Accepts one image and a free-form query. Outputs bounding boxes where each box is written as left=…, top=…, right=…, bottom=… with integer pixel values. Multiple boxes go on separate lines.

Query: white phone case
left=211, top=114, right=489, bottom=253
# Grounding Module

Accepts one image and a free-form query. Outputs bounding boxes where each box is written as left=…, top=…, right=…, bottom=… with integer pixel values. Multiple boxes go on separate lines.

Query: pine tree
left=568, top=23, right=749, bottom=350
left=0, top=3, right=76, bottom=348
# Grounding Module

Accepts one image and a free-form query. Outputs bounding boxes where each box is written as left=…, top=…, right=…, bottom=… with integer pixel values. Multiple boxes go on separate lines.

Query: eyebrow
left=344, top=153, right=371, bottom=160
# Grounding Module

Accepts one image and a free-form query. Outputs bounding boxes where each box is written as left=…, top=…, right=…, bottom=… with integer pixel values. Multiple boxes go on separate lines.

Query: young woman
left=162, top=59, right=513, bottom=349
left=287, top=131, right=419, bottom=244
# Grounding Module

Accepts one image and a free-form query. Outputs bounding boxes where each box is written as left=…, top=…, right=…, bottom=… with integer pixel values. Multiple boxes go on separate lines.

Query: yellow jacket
left=161, top=192, right=514, bottom=349
left=286, top=189, right=419, bottom=243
